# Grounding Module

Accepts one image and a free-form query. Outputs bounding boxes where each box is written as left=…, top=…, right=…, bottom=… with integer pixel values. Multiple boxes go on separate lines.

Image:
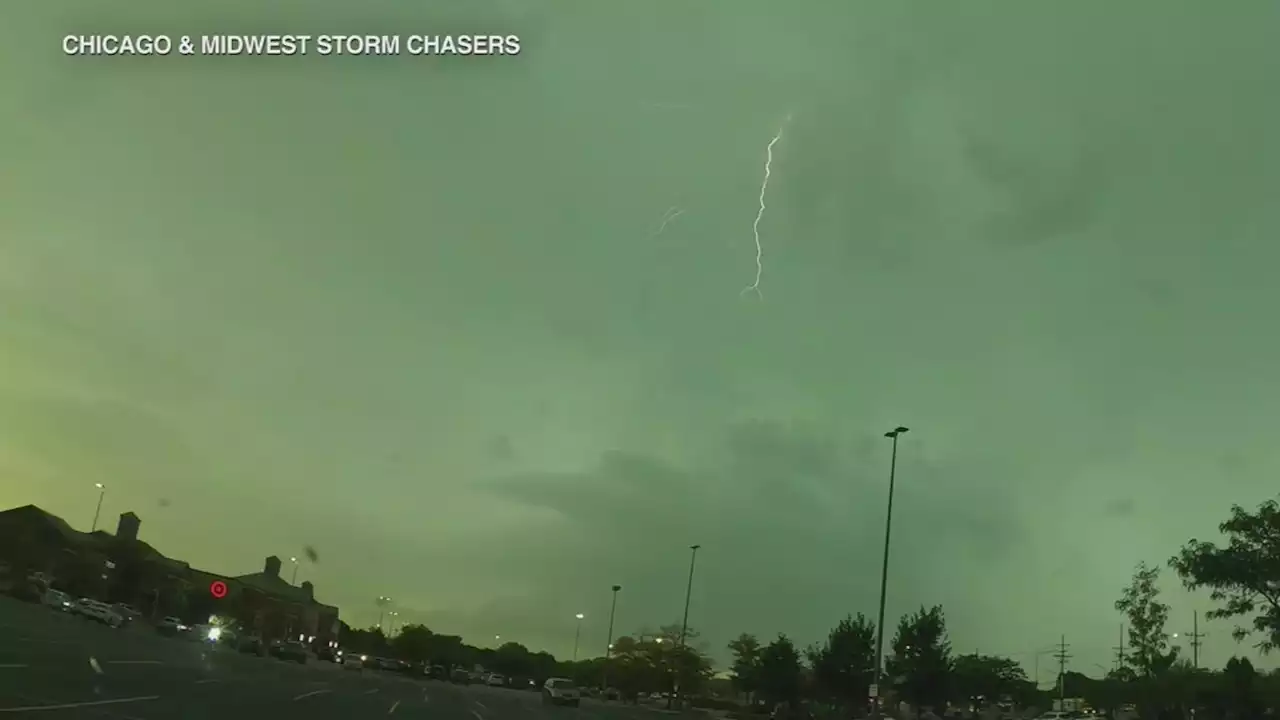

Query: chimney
left=264, top=555, right=281, bottom=578
left=301, top=581, right=314, bottom=600
left=116, top=512, right=140, bottom=542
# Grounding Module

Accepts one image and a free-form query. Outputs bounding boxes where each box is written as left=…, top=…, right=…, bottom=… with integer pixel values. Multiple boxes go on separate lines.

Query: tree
left=810, top=614, right=876, bottom=708
left=885, top=605, right=952, bottom=709
left=950, top=654, right=1031, bottom=704
left=663, top=624, right=714, bottom=698
left=344, top=626, right=390, bottom=655
left=727, top=633, right=763, bottom=702
left=1222, top=656, right=1261, bottom=717
left=391, top=623, right=434, bottom=663
left=1115, top=561, right=1176, bottom=676
left=605, top=627, right=712, bottom=701
left=492, top=641, right=535, bottom=679
left=757, top=634, right=804, bottom=707
left=1170, top=499, right=1280, bottom=652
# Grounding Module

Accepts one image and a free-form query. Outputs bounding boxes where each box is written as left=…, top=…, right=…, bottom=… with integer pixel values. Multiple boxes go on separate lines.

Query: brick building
left=0, top=503, right=339, bottom=643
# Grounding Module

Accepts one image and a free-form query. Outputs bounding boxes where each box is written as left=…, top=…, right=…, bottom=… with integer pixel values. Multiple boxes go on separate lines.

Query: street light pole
left=290, top=557, right=299, bottom=585
left=573, top=613, right=585, bottom=661
left=679, top=545, right=700, bottom=646
left=91, top=483, right=106, bottom=532
left=603, top=585, right=622, bottom=693
left=873, top=426, right=909, bottom=714
left=375, top=596, right=392, bottom=632
left=672, top=544, right=701, bottom=710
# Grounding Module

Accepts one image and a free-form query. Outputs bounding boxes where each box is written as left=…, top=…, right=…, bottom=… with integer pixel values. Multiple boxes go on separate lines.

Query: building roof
left=232, top=570, right=338, bottom=611
left=0, top=504, right=99, bottom=546
left=2, top=504, right=335, bottom=613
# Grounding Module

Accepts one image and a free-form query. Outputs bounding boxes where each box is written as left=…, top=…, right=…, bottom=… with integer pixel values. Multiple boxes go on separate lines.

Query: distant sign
left=868, top=684, right=879, bottom=698
left=209, top=580, right=228, bottom=599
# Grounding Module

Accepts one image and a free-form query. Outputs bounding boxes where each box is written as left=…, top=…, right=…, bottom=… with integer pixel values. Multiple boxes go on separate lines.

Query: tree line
left=343, top=497, right=1280, bottom=718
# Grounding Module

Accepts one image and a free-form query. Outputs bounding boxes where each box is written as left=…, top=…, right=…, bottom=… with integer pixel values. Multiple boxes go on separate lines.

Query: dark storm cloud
left=963, top=130, right=1116, bottom=249
left=481, top=420, right=1026, bottom=660
left=1104, top=498, right=1137, bottom=518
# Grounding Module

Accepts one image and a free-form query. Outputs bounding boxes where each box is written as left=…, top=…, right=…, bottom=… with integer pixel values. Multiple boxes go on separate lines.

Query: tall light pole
left=91, top=483, right=106, bottom=532
left=873, top=426, right=908, bottom=713
left=672, top=544, right=701, bottom=710
left=573, top=613, right=585, bottom=661
left=290, top=556, right=299, bottom=585
left=603, top=585, right=622, bottom=693
left=376, top=596, right=392, bottom=632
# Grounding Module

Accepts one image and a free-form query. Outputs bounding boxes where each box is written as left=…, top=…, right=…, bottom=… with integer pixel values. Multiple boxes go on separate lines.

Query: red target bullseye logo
left=209, top=580, right=228, bottom=599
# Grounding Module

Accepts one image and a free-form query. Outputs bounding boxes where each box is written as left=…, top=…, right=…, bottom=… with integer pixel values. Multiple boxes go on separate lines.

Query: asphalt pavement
left=0, top=598, right=673, bottom=719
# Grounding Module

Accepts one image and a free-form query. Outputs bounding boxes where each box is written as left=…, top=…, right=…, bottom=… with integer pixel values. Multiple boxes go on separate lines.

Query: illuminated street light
left=91, top=483, right=106, bottom=532
left=290, top=557, right=299, bottom=585
left=573, top=613, right=585, bottom=661
left=375, top=596, right=393, bottom=631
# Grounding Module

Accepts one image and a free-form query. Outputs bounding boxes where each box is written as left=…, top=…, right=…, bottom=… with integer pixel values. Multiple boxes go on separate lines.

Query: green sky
left=3, top=0, right=1278, bottom=679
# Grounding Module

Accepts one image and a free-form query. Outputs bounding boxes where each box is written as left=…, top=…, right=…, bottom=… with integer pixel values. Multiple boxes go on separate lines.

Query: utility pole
left=1187, top=611, right=1204, bottom=669
left=1053, top=635, right=1072, bottom=707
left=1112, top=624, right=1125, bottom=671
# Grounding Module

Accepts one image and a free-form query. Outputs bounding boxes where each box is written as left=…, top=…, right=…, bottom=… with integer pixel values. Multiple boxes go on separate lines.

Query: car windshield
left=3, top=4, right=1270, bottom=718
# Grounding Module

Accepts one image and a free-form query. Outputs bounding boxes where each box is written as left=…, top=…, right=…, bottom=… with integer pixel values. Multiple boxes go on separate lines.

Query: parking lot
left=0, top=598, right=677, bottom=718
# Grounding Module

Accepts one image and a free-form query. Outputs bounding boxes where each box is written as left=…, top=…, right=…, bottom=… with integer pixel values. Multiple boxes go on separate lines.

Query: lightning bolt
left=654, top=206, right=685, bottom=236
left=741, top=115, right=790, bottom=300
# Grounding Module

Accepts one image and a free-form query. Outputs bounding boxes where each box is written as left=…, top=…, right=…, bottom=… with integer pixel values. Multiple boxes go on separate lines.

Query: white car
left=542, top=678, right=580, bottom=707
left=75, top=599, right=124, bottom=627
left=42, top=589, right=73, bottom=611
left=487, top=673, right=506, bottom=687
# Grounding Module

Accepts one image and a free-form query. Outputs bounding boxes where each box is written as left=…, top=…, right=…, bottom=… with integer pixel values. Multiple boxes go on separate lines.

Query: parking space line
left=364, top=688, right=380, bottom=695
left=389, top=700, right=400, bottom=713
left=293, top=689, right=332, bottom=701
left=0, top=665, right=27, bottom=669
left=196, top=678, right=219, bottom=684
left=0, top=695, right=160, bottom=713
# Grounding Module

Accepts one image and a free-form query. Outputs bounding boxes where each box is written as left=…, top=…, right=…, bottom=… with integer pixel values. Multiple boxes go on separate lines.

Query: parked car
left=157, top=616, right=187, bottom=636
left=343, top=652, right=367, bottom=671
left=74, top=599, right=125, bottom=627
left=451, top=668, right=472, bottom=685
left=543, top=678, right=581, bottom=707
left=111, top=603, right=141, bottom=623
left=270, top=640, right=309, bottom=664
left=237, top=636, right=267, bottom=655
left=41, top=588, right=73, bottom=611
left=487, top=673, right=507, bottom=687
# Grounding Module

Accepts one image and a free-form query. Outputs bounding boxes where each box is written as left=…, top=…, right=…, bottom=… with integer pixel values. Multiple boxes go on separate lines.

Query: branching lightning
left=741, top=115, right=791, bottom=300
